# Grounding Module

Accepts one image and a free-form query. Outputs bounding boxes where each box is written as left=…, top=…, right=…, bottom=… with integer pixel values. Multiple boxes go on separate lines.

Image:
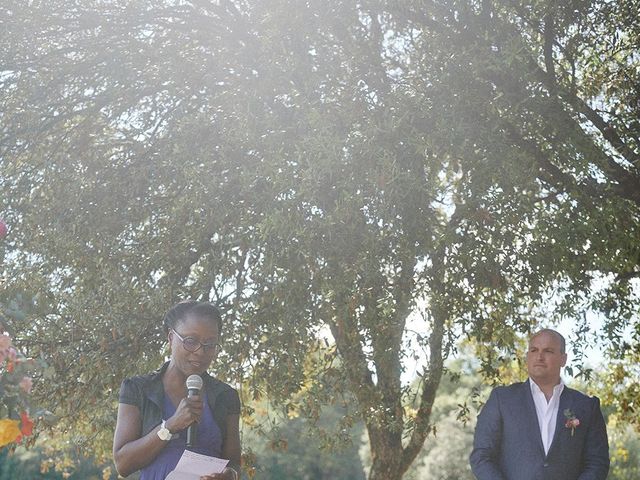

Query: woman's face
left=168, top=313, right=220, bottom=377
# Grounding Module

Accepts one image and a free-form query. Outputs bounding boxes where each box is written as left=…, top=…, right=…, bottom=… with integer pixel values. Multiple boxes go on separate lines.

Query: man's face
left=526, top=331, right=567, bottom=385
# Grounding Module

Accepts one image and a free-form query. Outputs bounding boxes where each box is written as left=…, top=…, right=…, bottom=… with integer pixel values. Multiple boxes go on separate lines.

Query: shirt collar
left=529, top=377, right=565, bottom=398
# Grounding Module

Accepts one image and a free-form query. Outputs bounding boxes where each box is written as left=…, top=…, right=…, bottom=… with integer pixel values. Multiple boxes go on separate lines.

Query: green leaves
left=1, top=0, right=639, bottom=477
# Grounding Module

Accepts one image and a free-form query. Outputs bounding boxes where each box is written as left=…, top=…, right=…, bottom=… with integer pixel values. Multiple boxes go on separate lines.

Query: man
left=470, top=329, right=609, bottom=480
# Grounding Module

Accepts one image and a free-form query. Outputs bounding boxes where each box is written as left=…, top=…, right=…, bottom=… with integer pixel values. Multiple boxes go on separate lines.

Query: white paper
left=165, top=471, right=200, bottom=480
left=165, top=450, right=229, bottom=480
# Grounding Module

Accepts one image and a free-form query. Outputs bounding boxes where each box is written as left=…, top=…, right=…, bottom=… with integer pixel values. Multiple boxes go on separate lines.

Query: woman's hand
left=166, top=394, right=203, bottom=432
left=199, top=467, right=239, bottom=480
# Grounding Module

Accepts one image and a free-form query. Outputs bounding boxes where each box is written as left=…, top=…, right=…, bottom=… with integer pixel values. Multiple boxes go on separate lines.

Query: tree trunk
left=367, top=428, right=406, bottom=480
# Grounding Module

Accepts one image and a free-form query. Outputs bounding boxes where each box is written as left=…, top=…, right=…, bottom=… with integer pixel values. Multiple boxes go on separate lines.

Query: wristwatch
left=157, top=420, right=173, bottom=441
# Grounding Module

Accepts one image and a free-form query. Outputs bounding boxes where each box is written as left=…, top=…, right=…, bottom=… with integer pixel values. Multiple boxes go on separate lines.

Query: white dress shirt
left=529, top=378, right=564, bottom=455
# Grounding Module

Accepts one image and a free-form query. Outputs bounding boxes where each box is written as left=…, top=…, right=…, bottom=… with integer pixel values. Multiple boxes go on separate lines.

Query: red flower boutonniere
left=564, top=409, right=580, bottom=436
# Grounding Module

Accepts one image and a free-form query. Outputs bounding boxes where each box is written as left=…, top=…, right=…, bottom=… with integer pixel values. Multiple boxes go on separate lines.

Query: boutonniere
left=564, top=409, right=580, bottom=436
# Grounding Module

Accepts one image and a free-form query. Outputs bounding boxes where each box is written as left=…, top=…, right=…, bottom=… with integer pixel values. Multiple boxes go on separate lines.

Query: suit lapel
left=547, top=386, right=572, bottom=457
left=523, top=379, right=546, bottom=456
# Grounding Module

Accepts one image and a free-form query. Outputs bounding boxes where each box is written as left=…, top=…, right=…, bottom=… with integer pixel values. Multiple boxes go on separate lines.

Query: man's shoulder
left=562, top=385, right=601, bottom=405
left=486, top=381, right=529, bottom=405
left=492, top=381, right=528, bottom=395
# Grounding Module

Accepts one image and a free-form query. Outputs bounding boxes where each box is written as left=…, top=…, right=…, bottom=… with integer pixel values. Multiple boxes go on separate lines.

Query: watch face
left=158, top=427, right=172, bottom=441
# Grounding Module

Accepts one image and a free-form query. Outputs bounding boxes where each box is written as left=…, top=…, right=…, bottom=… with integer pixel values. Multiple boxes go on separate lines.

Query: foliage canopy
left=1, top=0, right=639, bottom=478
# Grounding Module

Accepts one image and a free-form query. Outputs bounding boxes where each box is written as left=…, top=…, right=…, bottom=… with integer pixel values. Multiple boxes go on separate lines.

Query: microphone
left=185, top=374, right=203, bottom=448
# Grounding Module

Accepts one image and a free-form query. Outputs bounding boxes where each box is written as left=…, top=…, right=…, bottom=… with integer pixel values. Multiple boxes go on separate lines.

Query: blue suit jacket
left=470, top=380, right=609, bottom=480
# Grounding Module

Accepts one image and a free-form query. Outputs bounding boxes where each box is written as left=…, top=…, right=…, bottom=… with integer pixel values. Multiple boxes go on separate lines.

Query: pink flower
left=564, top=409, right=580, bottom=437
left=565, top=418, right=580, bottom=428
left=19, top=376, right=33, bottom=394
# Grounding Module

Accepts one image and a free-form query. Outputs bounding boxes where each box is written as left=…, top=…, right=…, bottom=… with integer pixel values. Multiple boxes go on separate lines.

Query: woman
left=113, top=301, right=241, bottom=480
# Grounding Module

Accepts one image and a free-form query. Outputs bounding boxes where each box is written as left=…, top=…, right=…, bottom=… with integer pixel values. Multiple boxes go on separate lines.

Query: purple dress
left=140, top=392, right=223, bottom=480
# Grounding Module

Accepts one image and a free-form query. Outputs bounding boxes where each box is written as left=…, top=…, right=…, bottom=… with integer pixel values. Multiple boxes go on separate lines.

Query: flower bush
left=0, top=331, right=37, bottom=448
left=1, top=219, right=43, bottom=449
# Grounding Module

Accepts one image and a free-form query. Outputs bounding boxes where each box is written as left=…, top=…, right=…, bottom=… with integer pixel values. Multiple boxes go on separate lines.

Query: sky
left=400, top=311, right=613, bottom=386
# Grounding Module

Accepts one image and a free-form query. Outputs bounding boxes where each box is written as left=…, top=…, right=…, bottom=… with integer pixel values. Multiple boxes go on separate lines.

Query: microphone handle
left=186, top=423, right=197, bottom=447
left=186, top=388, right=200, bottom=448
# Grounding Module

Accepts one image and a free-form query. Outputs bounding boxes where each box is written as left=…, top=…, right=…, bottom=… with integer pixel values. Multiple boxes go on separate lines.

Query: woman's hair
left=162, top=300, right=223, bottom=335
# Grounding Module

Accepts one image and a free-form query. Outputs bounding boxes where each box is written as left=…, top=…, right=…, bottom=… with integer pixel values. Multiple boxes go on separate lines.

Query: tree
left=1, top=1, right=638, bottom=479
left=243, top=397, right=366, bottom=480
left=360, top=357, right=487, bottom=480
left=608, top=423, right=640, bottom=480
